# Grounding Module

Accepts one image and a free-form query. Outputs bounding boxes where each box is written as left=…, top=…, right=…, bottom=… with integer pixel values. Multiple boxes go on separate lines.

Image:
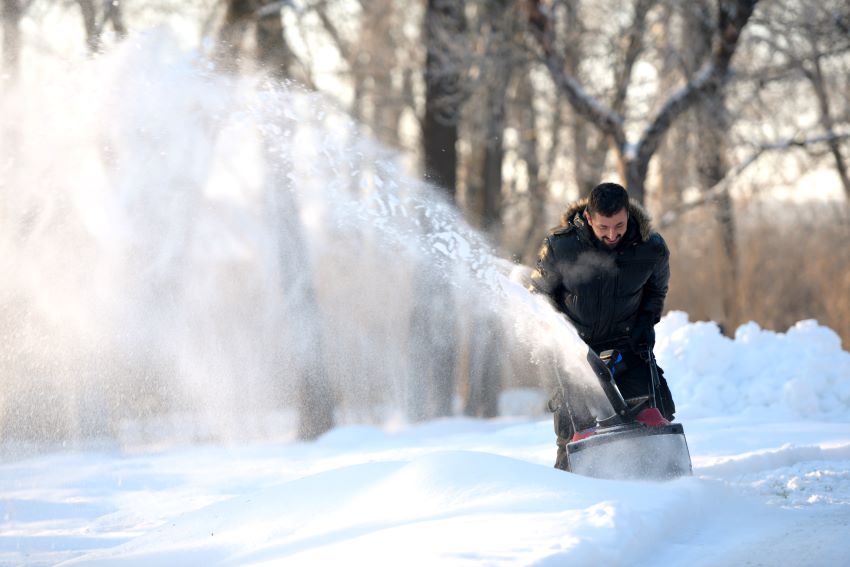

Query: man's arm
left=639, top=234, right=670, bottom=324
left=630, top=234, right=669, bottom=351
left=529, top=237, right=564, bottom=302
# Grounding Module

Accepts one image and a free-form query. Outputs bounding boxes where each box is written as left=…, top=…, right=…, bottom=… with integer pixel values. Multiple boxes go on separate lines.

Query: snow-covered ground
left=2, top=313, right=849, bottom=566
left=2, top=24, right=849, bottom=567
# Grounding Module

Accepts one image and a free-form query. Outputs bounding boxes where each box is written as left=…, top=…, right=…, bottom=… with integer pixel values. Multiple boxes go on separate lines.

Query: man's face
left=585, top=208, right=628, bottom=249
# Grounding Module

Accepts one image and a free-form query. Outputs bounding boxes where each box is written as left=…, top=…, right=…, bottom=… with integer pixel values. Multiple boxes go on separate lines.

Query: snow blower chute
left=563, top=347, right=693, bottom=480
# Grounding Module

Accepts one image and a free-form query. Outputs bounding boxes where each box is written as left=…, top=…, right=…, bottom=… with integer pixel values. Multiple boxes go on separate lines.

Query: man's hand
left=630, top=317, right=656, bottom=351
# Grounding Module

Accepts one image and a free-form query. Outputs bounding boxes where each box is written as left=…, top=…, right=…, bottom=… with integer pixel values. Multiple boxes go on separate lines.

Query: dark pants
left=611, top=351, right=675, bottom=419
left=553, top=349, right=675, bottom=471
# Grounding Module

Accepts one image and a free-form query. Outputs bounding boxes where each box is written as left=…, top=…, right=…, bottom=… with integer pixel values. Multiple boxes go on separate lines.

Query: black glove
left=630, top=316, right=656, bottom=351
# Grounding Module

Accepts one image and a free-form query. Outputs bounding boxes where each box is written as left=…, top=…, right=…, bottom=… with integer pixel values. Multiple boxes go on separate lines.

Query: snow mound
left=62, top=450, right=764, bottom=567
left=656, top=312, right=850, bottom=420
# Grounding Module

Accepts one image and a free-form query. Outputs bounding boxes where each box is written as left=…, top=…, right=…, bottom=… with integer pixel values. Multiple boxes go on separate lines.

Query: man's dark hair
left=587, top=182, right=629, bottom=216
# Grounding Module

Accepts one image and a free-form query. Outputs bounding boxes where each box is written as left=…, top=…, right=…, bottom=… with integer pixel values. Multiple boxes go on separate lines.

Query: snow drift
left=657, top=311, right=850, bottom=420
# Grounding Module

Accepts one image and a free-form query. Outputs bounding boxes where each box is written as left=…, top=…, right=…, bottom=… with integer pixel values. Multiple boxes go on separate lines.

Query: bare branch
left=526, top=0, right=758, bottom=204
left=611, top=0, right=654, bottom=115
left=633, top=0, right=759, bottom=166
left=524, top=0, right=627, bottom=151
left=255, top=0, right=294, bottom=19
left=659, top=131, right=850, bottom=227
left=308, top=0, right=353, bottom=64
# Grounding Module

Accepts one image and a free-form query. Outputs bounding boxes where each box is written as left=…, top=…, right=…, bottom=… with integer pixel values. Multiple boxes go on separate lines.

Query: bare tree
left=215, top=0, right=255, bottom=67
left=257, top=0, right=336, bottom=440
left=1, top=0, right=24, bottom=77
left=525, top=0, right=759, bottom=204
left=76, top=0, right=127, bottom=54
left=807, top=54, right=850, bottom=201
left=458, top=0, right=516, bottom=234
left=255, top=1, right=294, bottom=74
left=309, top=1, right=415, bottom=150
left=513, top=65, right=553, bottom=262
left=463, top=313, right=502, bottom=418
left=213, top=0, right=335, bottom=439
left=695, top=7, right=739, bottom=331
left=423, top=0, right=467, bottom=198
left=403, top=0, right=469, bottom=421
left=748, top=1, right=850, bottom=200
left=568, top=0, right=655, bottom=198
left=658, top=0, right=850, bottom=211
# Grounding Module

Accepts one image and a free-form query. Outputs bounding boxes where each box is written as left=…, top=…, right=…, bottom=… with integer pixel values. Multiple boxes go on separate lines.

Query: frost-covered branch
left=526, top=0, right=759, bottom=203
left=659, top=131, right=850, bottom=228
left=634, top=0, right=759, bottom=170
left=311, top=2, right=352, bottom=63
left=524, top=0, right=627, bottom=151
left=611, top=0, right=653, bottom=116
left=255, top=0, right=295, bottom=19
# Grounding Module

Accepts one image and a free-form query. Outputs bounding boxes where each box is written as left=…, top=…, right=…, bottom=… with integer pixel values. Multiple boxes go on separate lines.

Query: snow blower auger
left=563, top=347, right=693, bottom=480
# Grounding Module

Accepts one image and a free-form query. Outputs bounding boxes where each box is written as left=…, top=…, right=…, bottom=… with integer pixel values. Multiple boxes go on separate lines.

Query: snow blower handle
left=645, top=346, right=665, bottom=416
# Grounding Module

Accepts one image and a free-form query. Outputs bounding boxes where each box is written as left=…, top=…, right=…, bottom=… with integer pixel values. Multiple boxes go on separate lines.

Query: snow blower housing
left=563, top=348, right=693, bottom=480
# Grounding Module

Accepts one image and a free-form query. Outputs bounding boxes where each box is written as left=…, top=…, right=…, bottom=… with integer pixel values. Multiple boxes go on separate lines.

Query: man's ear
left=584, top=210, right=592, bottom=225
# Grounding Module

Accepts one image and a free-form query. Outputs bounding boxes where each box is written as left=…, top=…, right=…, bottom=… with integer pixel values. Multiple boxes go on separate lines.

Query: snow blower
left=562, top=347, right=693, bottom=480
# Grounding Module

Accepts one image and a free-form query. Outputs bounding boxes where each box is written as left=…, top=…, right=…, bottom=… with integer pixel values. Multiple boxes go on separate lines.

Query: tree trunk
left=516, top=69, right=549, bottom=262
left=562, top=1, right=602, bottom=198
left=251, top=2, right=334, bottom=439
left=407, top=266, right=459, bottom=421
left=463, top=3, right=512, bottom=416
left=477, top=1, right=511, bottom=233
left=263, top=164, right=334, bottom=439
left=216, top=0, right=255, bottom=69
left=624, top=158, right=649, bottom=204
left=655, top=3, right=693, bottom=210
left=1, top=0, right=21, bottom=77
left=407, top=0, right=467, bottom=421
left=679, top=1, right=738, bottom=332
left=463, top=314, right=502, bottom=418
left=481, top=98, right=505, bottom=231
left=76, top=0, right=127, bottom=53
left=423, top=0, right=466, bottom=197
left=365, top=0, right=402, bottom=148
left=695, top=94, right=738, bottom=331
left=106, top=0, right=127, bottom=40
left=256, top=2, right=293, bottom=76
left=77, top=0, right=100, bottom=53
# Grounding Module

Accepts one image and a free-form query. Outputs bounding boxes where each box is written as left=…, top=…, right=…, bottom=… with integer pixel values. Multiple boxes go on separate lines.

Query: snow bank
left=656, top=311, right=850, bottom=420
left=50, top=449, right=775, bottom=567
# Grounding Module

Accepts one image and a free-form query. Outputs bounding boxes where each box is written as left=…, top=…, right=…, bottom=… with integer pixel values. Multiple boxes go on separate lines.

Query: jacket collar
left=558, top=197, right=654, bottom=243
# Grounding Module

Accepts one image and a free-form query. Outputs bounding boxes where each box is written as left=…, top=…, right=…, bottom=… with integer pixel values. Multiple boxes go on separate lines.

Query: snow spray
left=0, top=28, right=598, bottom=448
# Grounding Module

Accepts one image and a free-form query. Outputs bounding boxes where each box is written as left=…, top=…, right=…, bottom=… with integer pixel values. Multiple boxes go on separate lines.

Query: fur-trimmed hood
left=558, top=197, right=655, bottom=242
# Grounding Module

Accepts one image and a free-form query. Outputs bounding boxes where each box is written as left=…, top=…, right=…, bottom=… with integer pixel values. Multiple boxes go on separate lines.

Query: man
left=530, top=182, right=675, bottom=471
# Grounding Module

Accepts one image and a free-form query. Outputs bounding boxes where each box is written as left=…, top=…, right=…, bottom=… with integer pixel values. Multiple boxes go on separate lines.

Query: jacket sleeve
left=639, top=234, right=670, bottom=324
left=529, top=237, right=563, bottom=302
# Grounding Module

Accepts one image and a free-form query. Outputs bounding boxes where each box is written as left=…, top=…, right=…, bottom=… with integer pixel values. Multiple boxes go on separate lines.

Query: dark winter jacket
left=530, top=199, right=669, bottom=351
